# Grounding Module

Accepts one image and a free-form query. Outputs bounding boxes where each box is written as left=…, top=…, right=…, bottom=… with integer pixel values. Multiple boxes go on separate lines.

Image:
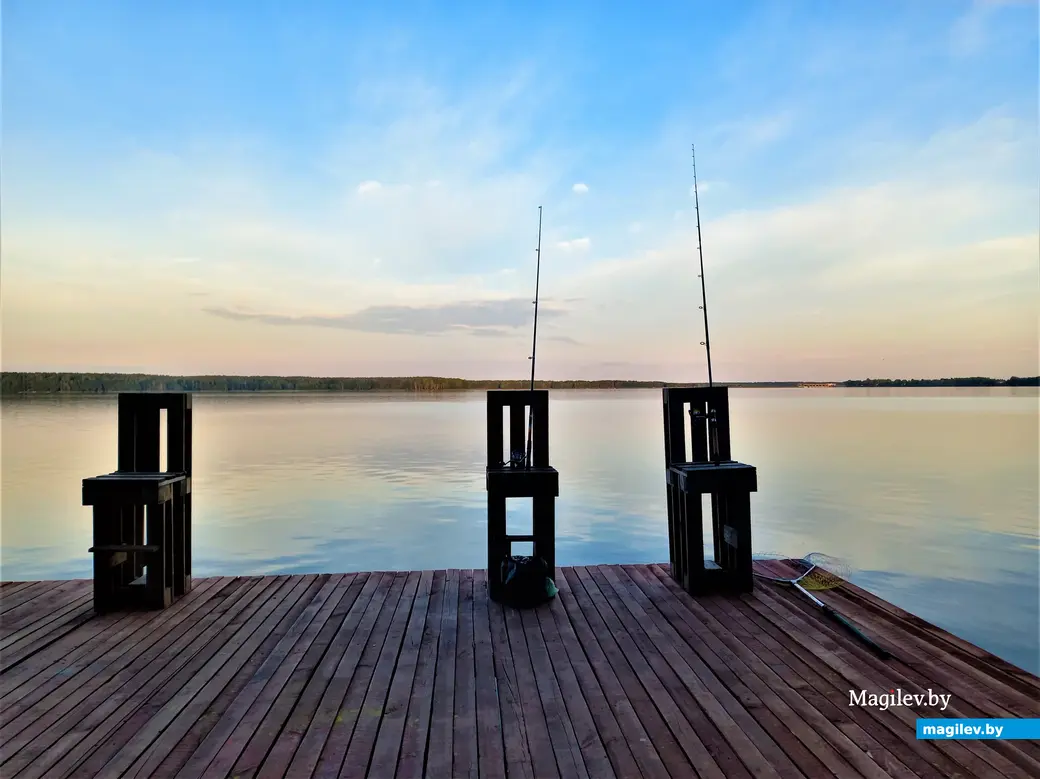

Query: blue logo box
left=917, top=719, right=1040, bottom=740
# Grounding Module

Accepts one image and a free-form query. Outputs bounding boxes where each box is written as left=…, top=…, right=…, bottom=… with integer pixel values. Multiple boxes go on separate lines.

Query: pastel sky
left=2, top=0, right=1037, bottom=382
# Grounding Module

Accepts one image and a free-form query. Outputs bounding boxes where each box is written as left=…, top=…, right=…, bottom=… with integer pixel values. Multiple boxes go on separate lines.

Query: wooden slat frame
left=1, top=569, right=1036, bottom=779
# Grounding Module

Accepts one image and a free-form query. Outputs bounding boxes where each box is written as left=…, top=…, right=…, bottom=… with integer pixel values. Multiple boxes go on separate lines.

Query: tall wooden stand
left=485, top=390, right=558, bottom=603
left=82, top=393, right=193, bottom=613
left=663, top=386, right=757, bottom=594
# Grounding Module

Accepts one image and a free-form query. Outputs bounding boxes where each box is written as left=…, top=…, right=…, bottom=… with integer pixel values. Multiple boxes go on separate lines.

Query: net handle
left=791, top=562, right=821, bottom=585
left=753, top=565, right=820, bottom=585
left=751, top=555, right=816, bottom=584
left=752, top=568, right=796, bottom=582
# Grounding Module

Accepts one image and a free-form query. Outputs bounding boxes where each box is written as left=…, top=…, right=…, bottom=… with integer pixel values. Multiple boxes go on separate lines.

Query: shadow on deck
left=1, top=564, right=1038, bottom=778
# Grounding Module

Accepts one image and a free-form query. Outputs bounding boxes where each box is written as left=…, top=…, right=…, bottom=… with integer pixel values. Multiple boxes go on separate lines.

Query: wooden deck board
left=602, top=565, right=842, bottom=779
left=835, top=582, right=1040, bottom=697
left=307, top=571, right=404, bottom=778
left=117, top=574, right=325, bottom=779
left=0, top=579, right=96, bottom=674
left=1, top=577, right=259, bottom=778
left=472, top=569, right=508, bottom=779
left=555, top=569, right=670, bottom=779
left=521, top=601, right=588, bottom=779
left=0, top=583, right=88, bottom=636
left=427, top=569, right=460, bottom=778
left=451, top=569, right=480, bottom=779
left=776, top=579, right=1040, bottom=775
left=561, top=566, right=717, bottom=778
left=219, top=572, right=360, bottom=778
left=0, top=578, right=227, bottom=732
left=339, top=570, right=422, bottom=779
left=748, top=580, right=1035, bottom=779
left=36, top=577, right=279, bottom=779
left=503, top=584, right=560, bottom=779
left=366, top=569, right=434, bottom=779
left=326, top=571, right=415, bottom=778
left=166, top=573, right=352, bottom=778
left=578, top=565, right=754, bottom=779
left=0, top=581, right=79, bottom=616
left=540, top=577, right=637, bottom=779
left=395, top=569, right=444, bottom=779
left=59, top=576, right=300, bottom=779
left=686, top=567, right=969, bottom=779
left=486, top=567, right=536, bottom=779
left=288, top=571, right=398, bottom=778
left=1, top=565, right=1036, bottom=779
left=591, top=564, right=759, bottom=778
left=631, top=566, right=912, bottom=779
left=0, top=579, right=218, bottom=702
left=251, top=571, right=379, bottom=779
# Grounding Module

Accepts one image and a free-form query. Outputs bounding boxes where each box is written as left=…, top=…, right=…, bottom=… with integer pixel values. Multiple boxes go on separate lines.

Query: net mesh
left=751, top=551, right=850, bottom=591
left=797, top=552, right=849, bottom=591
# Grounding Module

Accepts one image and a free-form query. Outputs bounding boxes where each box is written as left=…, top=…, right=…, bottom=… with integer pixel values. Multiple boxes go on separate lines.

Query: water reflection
left=1, top=387, right=1036, bottom=674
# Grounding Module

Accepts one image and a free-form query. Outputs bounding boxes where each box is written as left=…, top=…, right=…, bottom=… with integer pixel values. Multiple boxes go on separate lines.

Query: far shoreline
left=2, top=372, right=1037, bottom=396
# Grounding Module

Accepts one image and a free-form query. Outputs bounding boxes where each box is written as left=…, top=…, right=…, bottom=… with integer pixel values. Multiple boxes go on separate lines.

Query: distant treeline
left=843, top=377, right=1039, bottom=387
left=1, top=372, right=1036, bottom=395
left=0, top=373, right=674, bottom=395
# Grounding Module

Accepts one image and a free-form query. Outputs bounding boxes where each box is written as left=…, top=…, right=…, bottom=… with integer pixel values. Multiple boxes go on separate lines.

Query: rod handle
left=823, top=605, right=891, bottom=660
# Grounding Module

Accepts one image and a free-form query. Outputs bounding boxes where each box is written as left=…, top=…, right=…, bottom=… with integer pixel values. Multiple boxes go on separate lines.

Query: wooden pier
left=2, top=564, right=1038, bottom=778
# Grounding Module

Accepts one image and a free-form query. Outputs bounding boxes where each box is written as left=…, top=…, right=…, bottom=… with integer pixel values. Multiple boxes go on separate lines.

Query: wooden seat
left=83, top=472, right=190, bottom=505
left=485, top=390, right=558, bottom=603
left=88, top=544, right=160, bottom=554
left=82, top=393, right=193, bottom=613
left=662, top=386, right=757, bottom=595
left=485, top=466, right=559, bottom=496
left=667, top=460, right=756, bottom=594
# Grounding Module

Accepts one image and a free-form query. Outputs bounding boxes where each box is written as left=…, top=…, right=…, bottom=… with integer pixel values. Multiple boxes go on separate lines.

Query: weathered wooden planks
left=1, top=567, right=1036, bottom=778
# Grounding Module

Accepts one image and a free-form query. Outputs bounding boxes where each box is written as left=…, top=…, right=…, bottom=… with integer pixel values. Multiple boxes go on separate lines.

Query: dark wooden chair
left=485, top=390, right=558, bottom=603
left=663, top=386, right=757, bottom=594
left=82, top=393, right=192, bottom=613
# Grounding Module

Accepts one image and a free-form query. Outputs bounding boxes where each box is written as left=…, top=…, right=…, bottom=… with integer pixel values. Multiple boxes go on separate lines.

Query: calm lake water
left=1, top=388, right=1037, bottom=674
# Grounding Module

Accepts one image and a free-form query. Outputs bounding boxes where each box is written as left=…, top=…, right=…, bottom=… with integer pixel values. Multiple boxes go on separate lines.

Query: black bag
left=498, top=555, right=558, bottom=609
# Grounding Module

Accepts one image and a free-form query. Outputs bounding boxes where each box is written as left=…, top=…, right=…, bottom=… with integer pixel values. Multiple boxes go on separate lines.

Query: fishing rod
left=691, top=144, right=725, bottom=464
left=692, top=143, right=713, bottom=387
left=525, top=205, right=543, bottom=469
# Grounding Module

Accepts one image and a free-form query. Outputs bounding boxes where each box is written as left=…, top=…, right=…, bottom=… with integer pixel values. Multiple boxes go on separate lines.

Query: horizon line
left=2, top=371, right=1037, bottom=384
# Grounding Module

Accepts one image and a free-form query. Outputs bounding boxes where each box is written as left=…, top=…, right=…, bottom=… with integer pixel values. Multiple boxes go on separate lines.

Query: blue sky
left=2, top=0, right=1037, bottom=380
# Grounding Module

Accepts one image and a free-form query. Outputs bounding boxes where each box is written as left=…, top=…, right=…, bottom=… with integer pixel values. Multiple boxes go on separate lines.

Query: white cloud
left=3, top=32, right=1036, bottom=383
left=546, top=112, right=1038, bottom=379
left=815, top=234, right=1038, bottom=290
left=948, top=0, right=1033, bottom=57
left=556, top=237, right=590, bottom=252
left=948, top=0, right=1015, bottom=56
left=707, top=111, right=797, bottom=155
